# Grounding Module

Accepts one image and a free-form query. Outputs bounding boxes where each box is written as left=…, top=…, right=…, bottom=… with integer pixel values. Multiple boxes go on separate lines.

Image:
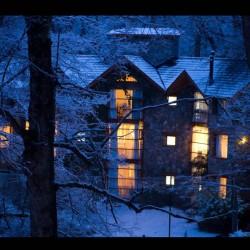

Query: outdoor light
left=239, top=136, right=248, bottom=145
left=166, top=175, right=175, bottom=186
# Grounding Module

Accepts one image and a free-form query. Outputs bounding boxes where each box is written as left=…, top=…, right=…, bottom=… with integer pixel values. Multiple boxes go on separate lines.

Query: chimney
left=107, top=27, right=181, bottom=67
left=209, top=50, right=215, bottom=85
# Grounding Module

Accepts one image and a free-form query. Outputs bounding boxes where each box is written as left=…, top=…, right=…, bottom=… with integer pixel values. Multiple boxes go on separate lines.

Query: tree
left=241, top=16, right=250, bottom=67
left=24, top=16, right=57, bottom=237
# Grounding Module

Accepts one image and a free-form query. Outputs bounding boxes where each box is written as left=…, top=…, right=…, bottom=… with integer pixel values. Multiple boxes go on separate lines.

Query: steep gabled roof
left=124, top=55, right=165, bottom=89
left=158, top=57, right=250, bottom=98
left=58, top=55, right=111, bottom=87
left=59, top=54, right=166, bottom=90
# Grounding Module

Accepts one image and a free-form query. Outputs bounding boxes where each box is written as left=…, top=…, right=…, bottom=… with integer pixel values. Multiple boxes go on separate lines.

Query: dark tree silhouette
left=24, top=16, right=57, bottom=237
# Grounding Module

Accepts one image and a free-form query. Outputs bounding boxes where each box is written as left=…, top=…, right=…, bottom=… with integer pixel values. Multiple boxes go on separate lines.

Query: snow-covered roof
left=124, top=55, right=165, bottom=89
left=1, top=54, right=250, bottom=99
left=158, top=57, right=250, bottom=98
left=58, top=55, right=111, bottom=87
left=59, top=54, right=165, bottom=90
left=108, top=27, right=181, bottom=37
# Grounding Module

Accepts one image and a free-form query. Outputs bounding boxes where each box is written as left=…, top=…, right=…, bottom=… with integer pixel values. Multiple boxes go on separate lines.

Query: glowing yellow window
left=0, top=125, right=13, bottom=148
left=25, top=121, right=29, bottom=130
left=219, top=177, right=227, bottom=199
left=117, top=123, right=136, bottom=159
left=118, top=163, right=135, bottom=197
left=115, top=89, right=133, bottom=118
left=238, top=136, right=248, bottom=145
left=168, top=96, right=177, bottom=106
left=116, top=74, right=137, bottom=82
left=191, top=125, right=209, bottom=160
left=216, top=135, right=228, bottom=159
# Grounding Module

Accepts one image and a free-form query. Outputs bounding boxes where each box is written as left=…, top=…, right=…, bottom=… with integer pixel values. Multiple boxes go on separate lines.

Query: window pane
left=168, top=96, right=177, bottom=106
left=0, top=125, right=13, bottom=148
left=216, top=135, right=228, bottom=159
left=194, top=92, right=208, bottom=111
left=191, top=126, right=209, bottom=161
left=167, top=136, right=176, bottom=146
left=219, top=177, right=227, bottom=199
left=118, top=163, right=135, bottom=197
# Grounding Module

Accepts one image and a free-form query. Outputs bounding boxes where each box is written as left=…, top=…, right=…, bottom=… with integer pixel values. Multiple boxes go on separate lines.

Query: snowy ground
left=94, top=204, right=218, bottom=237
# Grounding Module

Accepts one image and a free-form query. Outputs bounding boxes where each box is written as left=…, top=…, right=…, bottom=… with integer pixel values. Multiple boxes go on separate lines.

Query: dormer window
left=168, top=96, right=177, bottom=106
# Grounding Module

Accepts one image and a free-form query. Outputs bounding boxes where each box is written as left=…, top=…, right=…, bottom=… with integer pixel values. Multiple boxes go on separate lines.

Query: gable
left=159, top=57, right=250, bottom=98
left=166, top=70, right=204, bottom=96
left=59, top=54, right=166, bottom=93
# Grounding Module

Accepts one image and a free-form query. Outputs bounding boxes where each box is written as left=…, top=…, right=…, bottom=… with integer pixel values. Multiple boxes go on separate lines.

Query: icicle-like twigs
left=54, top=141, right=92, bottom=165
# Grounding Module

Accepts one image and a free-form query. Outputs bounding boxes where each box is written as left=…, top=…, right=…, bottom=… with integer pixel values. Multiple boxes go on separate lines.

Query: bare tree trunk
left=24, top=16, right=57, bottom=237
left=241, top=16, right=250, bottom=68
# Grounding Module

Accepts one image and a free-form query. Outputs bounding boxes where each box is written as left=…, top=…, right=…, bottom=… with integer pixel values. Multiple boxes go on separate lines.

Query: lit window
left=163, top=135, right=176, bottom=146
left=216, top=135, right=228, bottom=159
left=118, top=163, right=135, bottom=197
left=116, top=89, right=133, bottom=118
left=238, top=136, right=248, bottom=145
left=116, top=74, right=137, bottom=83
left=0, top=125, right=13, bottom=148
left=117, top=123, right=136, bottom=159
left=219, top=177, right=227, bottom=199
left=168, top=96, right=177, bottom=106
left=25, top=121, right=29, bottom=130
left=166, top=176, right=175, bottom=186
left=191, top=125, right=209, bottom=160
left=194, top=92, right=208, bottom=111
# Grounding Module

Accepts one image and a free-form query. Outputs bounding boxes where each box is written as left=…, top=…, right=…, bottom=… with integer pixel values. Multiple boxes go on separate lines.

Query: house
left=1, top=27, right=250, bottom=202
left=58, top=28, right=250, bottom=199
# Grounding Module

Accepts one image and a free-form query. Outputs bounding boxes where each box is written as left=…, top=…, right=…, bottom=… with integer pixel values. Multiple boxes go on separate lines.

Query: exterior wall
left=91, top=66, right=250, bottom=200
left=143, top=82, right=196, bottom=178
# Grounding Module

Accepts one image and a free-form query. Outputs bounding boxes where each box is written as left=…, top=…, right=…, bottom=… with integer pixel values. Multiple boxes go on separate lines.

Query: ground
left=94, top=203, right=218, bottom=237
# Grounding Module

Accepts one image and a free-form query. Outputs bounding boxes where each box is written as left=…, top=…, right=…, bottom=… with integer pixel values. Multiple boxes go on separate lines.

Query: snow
left=108, top=28, right=181, bottom=36
left=94, top=203, right=218, bottom=237
left=230, top=230, right=250, bottom=237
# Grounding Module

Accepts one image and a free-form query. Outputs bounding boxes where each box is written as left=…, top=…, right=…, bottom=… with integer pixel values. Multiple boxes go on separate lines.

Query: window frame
left=215, top=134, right=229, bottom=159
